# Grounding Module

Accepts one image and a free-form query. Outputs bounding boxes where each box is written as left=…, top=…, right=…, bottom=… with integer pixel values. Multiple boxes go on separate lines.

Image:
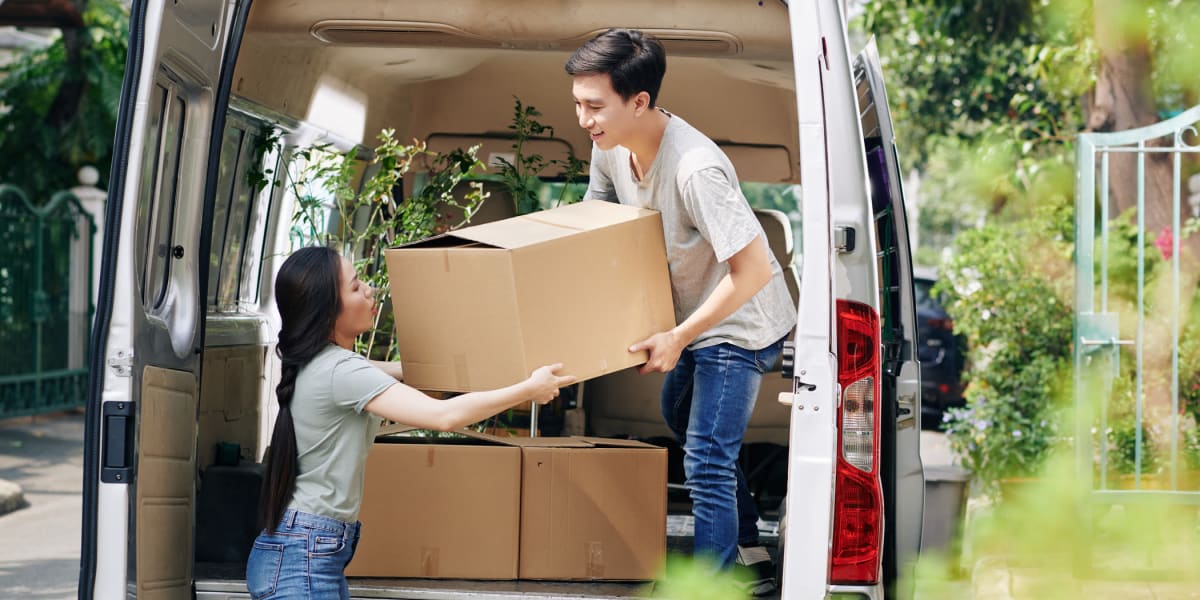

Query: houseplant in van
left=494, top=97, right=588, bottom=215
left=282, top=128, right=489, bottom=361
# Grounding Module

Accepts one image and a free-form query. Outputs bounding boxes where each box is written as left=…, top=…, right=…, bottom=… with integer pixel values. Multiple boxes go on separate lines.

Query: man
left=566, top=29, right=795, bottom=596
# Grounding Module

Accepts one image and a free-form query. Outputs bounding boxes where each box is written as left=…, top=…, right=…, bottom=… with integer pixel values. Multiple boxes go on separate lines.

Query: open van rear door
left=780, top=0, right=855, bottom=597
left=855, top=39, right=925, bottom=594
left=79, top=1, right=249, bottom=598
left=783, top=3, right=922, bottom=599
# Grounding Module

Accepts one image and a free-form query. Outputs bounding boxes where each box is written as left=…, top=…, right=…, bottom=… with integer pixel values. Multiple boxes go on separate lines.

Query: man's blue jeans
left=661, top=338, right=784, bottom=567
left=246, top=509, right=361, bottom=599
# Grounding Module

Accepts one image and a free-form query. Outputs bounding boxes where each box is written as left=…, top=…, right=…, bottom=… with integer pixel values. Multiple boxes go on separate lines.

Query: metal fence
left=1074, top=105, right=1200, bottom=504
left=0, top=184, right=96, bottom=419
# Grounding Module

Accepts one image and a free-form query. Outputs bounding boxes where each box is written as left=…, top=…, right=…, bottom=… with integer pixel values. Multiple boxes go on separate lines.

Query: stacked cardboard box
left=346, top=429, right=667, bottom=581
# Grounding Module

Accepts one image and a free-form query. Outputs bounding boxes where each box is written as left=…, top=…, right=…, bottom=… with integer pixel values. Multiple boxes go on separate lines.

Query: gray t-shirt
left=586, top=111, right=795, bottom=351
left=287, top=344, right=397, bottom=523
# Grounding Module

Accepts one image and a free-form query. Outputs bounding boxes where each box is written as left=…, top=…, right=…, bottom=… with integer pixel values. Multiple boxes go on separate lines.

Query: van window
left=238, top=139, right=280, bottom=306
left=208, top=125, right=244, bottom=308
left=285, top=147, right=349, bottom=248
left=742, top=182, right=802, bottom=265
left=207, top=117, right=277, bottom=312
left=137, top=82, right=186, bottom=310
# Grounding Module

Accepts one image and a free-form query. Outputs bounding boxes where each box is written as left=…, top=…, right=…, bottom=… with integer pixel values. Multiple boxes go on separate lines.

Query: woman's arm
left=363, top=364, right=575, bottom=431
left=369, top=359, right=404, bottom=382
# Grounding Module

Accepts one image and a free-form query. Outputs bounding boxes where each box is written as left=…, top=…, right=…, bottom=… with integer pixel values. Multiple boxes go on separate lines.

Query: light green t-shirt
left=287, top=344, right=397, bottom=523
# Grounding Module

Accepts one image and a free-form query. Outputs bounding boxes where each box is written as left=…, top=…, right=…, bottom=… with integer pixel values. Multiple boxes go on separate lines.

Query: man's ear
left=633, top=91, right=652, bottom=116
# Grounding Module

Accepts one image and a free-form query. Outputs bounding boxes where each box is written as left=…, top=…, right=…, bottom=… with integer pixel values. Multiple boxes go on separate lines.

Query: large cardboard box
left=347, top=429, right=667, bottom=581
left=346, top=433, right=523, bottom=579
left=384, top=200, right=675, bottom=392
left=519, top=437, right=667, bottom=580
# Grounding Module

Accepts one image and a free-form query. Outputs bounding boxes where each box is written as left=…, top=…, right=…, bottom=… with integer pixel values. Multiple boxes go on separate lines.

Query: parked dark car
left=914, top=267, right=967, bottom=428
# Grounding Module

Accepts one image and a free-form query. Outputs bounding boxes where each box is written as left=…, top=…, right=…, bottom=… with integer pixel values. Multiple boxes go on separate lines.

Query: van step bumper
left=195, top=578, right=648, bottom=599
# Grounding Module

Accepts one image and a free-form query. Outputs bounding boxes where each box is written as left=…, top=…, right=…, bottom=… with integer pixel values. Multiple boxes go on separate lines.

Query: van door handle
left=101, top=401, right=134, bottom=484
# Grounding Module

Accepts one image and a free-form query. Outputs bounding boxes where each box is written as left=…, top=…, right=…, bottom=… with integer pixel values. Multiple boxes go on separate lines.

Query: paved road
left=0, top=411, right=85, bottom=599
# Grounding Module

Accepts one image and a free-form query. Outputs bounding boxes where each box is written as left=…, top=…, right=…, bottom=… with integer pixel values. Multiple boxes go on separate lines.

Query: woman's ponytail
left=258, top=247, right=343, bottom=531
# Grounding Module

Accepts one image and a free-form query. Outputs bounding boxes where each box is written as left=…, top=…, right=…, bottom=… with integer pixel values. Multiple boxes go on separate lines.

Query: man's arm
left=630, top=234, right=773, bottom=373
left=369, top=359, right=404, bottom=382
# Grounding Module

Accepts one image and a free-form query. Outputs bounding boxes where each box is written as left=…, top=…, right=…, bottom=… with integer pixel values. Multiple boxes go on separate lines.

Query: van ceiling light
left=564, top=29, right=742, bottom=57
left=311, top=20, right=498, bottom=48
left=311, top=21, right=743, bottom=57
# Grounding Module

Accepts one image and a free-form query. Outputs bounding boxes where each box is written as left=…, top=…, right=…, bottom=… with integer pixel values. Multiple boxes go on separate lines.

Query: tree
left=0, top=0, right=127, bottom=201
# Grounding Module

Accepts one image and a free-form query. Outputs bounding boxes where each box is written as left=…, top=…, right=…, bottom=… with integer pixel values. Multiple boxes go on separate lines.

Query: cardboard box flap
left=573, top=436, right=662, bottom=449
left=450, top=216, right=580, bottom=249
left=526, top=200, right=657, bottom=230
left=374, top=426, right=533, bottom=448
left=501, top=435, right=592, bottom=448
left=407, top=201, right=659, bottom=251
left=395, top=232, right=493, bottom=249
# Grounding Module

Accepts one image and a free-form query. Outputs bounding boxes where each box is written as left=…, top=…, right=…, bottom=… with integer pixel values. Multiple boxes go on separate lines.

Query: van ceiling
left=235, top=0, right=800, bottom=183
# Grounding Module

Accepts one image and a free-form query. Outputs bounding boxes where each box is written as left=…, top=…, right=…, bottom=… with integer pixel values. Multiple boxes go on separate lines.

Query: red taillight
left=831, top=300, right=883, bottom=585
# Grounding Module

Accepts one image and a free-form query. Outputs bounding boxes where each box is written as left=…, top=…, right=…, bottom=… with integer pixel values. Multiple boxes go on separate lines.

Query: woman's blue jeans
left=246, top=509, right=361, bottom=599
left=661, top=338, right=784, bottom=567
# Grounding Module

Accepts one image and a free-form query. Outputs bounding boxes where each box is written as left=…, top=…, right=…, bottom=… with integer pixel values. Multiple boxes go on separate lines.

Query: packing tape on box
left=522, top=213, right=586, bottom=232
left=453, top=354, right=469, bottom=389
left=421, top=547, right=439, bottom=577
left=586, top=541, right=605, bottom=578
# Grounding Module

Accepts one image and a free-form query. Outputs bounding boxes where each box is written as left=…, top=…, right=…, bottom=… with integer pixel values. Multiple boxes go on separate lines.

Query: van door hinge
left=107, top=348, right=134, bottom=377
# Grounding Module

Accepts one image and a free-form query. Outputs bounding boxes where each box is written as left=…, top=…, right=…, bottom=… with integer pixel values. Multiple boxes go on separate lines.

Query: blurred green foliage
left=859, top=0, right=1200, bottom=491
left=935, top=188, right=1075, bottom=487
left=643, top=554, right=752, bottom=600
left=0, top=0, right=128, bottom=201
left=857, top=0, right=1200, bottom=263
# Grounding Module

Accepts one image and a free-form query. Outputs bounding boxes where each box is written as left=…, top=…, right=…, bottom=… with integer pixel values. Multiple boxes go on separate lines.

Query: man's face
left=572, top=73, right=645, bottom=151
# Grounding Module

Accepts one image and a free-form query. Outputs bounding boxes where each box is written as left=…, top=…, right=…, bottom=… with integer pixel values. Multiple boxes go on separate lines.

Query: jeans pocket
left=310, top=533, right=346, bottom=557
left=246, top=542, right=284, bottom=599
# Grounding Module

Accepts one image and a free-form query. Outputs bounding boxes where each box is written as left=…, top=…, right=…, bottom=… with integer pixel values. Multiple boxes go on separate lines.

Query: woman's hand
left=527, top=363, right=577, bottom=404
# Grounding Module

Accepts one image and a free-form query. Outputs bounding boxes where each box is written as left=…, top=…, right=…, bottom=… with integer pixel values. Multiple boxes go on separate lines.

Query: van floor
left=194, top=515, right=782, bottom=599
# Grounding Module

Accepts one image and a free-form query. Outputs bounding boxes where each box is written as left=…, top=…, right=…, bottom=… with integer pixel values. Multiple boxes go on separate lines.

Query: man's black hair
left=565, top=28, right=667, bottom=107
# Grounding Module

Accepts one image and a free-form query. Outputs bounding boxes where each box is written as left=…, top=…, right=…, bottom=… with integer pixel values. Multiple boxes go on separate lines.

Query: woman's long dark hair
left=259, top=246, right=344, bottom=531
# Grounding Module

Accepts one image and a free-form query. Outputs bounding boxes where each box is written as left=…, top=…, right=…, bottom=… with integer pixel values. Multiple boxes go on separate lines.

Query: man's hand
left=630, top=330, right=686, bottom=374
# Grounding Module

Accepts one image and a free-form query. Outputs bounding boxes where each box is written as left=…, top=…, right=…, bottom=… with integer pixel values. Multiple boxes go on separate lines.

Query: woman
left=246, top=246, right=574, bottom=599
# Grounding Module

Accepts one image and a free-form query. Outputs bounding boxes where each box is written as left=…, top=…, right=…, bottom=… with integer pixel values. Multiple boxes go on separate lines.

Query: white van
left=78, top=1, right=925, bottom=598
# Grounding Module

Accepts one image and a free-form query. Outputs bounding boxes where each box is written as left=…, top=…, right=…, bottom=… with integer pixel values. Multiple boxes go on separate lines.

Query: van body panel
left=780, top=1, right=840, bottom=598
left=81, top=0, right=241, bottom=598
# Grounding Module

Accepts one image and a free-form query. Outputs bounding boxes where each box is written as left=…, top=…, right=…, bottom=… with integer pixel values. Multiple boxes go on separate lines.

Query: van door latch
left=834, top=227, right=856, bottom=253
left=107, top=349, right=134, bottom=377
left=101, top=401, right=134, bottom=484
